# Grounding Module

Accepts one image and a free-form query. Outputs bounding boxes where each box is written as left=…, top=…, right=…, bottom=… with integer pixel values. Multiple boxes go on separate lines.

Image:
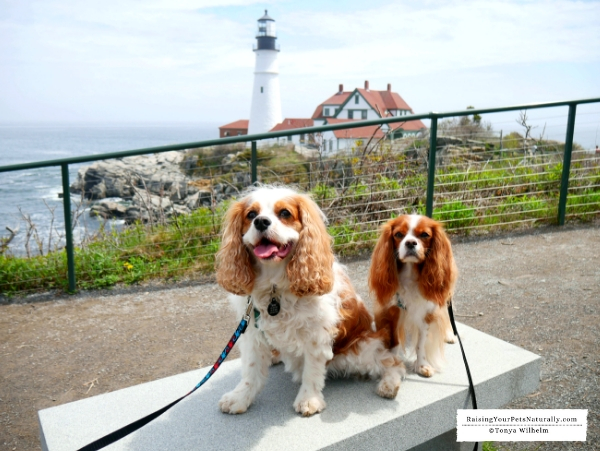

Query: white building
left=247, top=11, right=282, bottom=136
left=219, top=13, right=427, bottom=152
left=312, top=81, right=427, bottom=152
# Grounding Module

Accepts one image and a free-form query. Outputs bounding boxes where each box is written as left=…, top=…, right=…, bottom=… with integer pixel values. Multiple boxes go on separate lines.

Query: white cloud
left=280, top=0, right=600, bottom=78
left=0, top=0, right=598, bottom=122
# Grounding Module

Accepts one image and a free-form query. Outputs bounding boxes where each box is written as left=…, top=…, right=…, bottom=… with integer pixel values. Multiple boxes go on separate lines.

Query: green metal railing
left=1, top=97, right=599, bottom=292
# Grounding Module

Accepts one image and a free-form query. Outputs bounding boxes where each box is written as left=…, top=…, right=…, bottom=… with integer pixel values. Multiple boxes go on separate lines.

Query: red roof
left=311, top=91, right=352, bottom=119
left=270, top=118, right=314, bottom=132
left=388, top=119, right=427, bottom=132
left=324, top=118, right=387, bottom=139
left=219, top=119, right=249, bottom=130
left=311, top=83, right=423, bottom=123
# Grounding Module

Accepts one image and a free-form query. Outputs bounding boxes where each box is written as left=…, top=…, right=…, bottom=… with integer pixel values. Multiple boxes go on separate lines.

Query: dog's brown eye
left=420, top=232, right=430, bottom=239
left=279, top=209, right=291, bottom=219
left=247, top=211, right=257, bottom=220
left=394, top=232, right=404, bottom=239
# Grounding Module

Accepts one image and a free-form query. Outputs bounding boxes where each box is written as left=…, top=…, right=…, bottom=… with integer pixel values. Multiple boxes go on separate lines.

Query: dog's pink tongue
left=254, top=242, right=279, bottom=258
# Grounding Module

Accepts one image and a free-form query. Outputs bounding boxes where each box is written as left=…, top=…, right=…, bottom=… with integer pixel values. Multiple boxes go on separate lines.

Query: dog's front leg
left=414, top=320, right=434, bottom=377
left=293, top=349, right=330, bottom=417
left=219, top=329, right=271, bottom=414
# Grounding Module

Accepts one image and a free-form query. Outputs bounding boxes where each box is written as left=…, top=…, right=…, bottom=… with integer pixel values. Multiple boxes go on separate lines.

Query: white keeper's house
left=310, top=81, right=427, bottom=152
left=218, top=12, right=427, bottom=152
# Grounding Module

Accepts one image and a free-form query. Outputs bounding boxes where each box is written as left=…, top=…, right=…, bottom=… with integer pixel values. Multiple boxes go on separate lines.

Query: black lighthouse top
left=254, top=10, right=279, bottom=51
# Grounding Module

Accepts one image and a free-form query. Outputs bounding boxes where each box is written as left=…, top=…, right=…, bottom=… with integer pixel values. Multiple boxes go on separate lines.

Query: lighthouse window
left=261, top=87, right=263, bottom=93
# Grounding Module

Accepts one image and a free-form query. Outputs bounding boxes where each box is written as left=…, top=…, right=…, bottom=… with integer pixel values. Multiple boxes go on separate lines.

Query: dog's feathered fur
left=216, top=186, right=405, bottom=416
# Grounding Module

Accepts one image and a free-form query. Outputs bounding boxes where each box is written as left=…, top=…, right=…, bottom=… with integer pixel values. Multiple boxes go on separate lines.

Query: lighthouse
left=248, top=10, right=282, bottom=136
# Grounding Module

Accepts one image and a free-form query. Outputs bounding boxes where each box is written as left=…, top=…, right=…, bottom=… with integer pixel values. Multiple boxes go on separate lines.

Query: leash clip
left=243, top=296, right=253, bottom=322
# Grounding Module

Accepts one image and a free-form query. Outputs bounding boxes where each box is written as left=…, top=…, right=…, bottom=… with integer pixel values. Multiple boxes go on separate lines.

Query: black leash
left=448, top=299, right=479, bottom=451
left=77, top=298, right=253, bottom=451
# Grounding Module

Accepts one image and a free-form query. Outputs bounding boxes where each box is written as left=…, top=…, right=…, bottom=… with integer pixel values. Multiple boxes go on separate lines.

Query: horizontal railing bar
left=1, top=97, right=599, bottom=173
left=444, top=216, right=553, bottom=231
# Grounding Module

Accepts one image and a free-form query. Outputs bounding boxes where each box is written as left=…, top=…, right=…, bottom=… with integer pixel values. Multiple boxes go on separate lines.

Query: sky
left=1, top=0, right=599, bottom=144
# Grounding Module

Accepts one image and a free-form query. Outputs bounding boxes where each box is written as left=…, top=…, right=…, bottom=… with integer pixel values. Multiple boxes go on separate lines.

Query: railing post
left=251, top=141, right=257, bottom=185
left=60, top=163, right=76, bottom=292
left=425, top=114, right=438, bottom=218
left=557, top=103, right=577, bottom=226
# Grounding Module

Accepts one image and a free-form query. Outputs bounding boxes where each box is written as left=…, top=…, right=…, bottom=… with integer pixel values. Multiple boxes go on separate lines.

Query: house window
left=287, top=135, right=292, bottom=142
left=300, top=134, right=305, bottom=143
left=355, top=95, right=359, bottom=104
left=361, top=110, right=367, bottom=120
left=261, top=87, right=263, bottom=93
left=224, top=131, right=229, bottom=136
left=348, top=110, right=354, bottom=119
left=324, top=107, right=330, bottom=116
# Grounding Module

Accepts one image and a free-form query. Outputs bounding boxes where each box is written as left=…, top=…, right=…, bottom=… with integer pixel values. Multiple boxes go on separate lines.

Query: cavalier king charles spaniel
left=368, top=214, right=458, bottom=378
left=216, top=186, right=405, bottom=416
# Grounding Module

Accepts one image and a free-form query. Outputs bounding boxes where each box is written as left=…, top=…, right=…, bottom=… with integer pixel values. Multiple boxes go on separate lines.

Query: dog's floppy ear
left=287, top=194, right=334, bottom=297
left=216, top=199, right=255, bottom=295
left=369, top=220, right=400, bottom=305
left=418, top=220, right=457, bottom=306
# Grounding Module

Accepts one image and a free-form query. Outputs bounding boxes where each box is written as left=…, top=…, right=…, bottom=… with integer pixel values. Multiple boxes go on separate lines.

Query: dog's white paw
left=445, top=332, right=457, bottom=344
left=377, top=363, right=405, bottom=399
left=293, top=395, right=326, bottom=417
left=377, top=378, right=401, bottom=399
left=415, top=363, right=435, bottom=378
left=219, top=391, right=252, bottom=414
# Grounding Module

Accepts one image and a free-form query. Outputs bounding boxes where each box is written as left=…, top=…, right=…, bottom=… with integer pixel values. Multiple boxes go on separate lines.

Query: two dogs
left=215, top=186, right=457, bottom=416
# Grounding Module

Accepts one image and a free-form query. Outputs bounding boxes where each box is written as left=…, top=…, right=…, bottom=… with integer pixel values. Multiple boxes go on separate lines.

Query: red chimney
left=338, top=84, right=343, bottom=93
left=387, top=83, right=391, bottom=92
left=364, top=80, right=369, bottom=90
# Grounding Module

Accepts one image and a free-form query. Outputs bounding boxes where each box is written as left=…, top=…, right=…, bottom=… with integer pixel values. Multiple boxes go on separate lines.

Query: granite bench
left=39, top=323, right=541, bottom=451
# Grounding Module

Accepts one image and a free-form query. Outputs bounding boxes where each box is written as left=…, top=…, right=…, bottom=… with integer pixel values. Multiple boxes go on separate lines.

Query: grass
left=1, top=142, right=599, bottom=296
left=0, top=204, right=227, bottom=295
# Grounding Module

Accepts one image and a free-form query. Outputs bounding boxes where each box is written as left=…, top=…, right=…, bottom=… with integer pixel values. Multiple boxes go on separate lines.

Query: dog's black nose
left=254, top=216, right=272, bottom=232
left=405, top=239, right=417, bottom=249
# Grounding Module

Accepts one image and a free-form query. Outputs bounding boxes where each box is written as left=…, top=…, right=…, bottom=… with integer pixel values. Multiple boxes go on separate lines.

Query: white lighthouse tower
left=248, top=10, right=282, bottom=135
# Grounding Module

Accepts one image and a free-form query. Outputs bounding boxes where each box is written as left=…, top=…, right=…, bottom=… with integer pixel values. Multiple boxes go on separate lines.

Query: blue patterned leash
left=77, top=297, right=253, bottom=451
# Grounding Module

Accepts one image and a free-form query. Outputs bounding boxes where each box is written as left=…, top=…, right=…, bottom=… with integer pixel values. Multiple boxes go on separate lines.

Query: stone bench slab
left=38, top=324, right=541, bottom=451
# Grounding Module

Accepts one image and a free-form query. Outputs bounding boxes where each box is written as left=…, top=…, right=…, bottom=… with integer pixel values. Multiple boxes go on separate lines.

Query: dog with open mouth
left=216, top=185, right=405, bottom=416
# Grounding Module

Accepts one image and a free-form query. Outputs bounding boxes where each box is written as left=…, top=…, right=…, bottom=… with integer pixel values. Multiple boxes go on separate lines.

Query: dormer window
left=324, top=107, right=330, bottom=116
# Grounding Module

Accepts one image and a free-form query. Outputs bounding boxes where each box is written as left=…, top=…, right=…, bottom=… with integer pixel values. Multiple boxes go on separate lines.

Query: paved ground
left=1, top=221, right=598, bottom=450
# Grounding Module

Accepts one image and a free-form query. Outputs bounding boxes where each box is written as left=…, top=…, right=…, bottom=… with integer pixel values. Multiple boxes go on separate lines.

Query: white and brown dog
left=216, top=186, right=405, bottom=416
left=369, top=214, right=458, bottom=378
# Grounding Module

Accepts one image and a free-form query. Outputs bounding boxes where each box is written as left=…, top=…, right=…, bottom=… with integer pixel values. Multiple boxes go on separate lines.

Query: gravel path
left=1, top=222, right=598, bottom=450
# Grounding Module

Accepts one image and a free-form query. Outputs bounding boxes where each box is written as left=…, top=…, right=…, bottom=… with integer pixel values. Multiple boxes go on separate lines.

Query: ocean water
left=0, top=123, right=219, bottom=255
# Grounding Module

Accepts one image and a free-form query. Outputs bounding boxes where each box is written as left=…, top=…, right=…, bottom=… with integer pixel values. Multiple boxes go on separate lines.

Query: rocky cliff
left=70, top=151, right=250, bottom=223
